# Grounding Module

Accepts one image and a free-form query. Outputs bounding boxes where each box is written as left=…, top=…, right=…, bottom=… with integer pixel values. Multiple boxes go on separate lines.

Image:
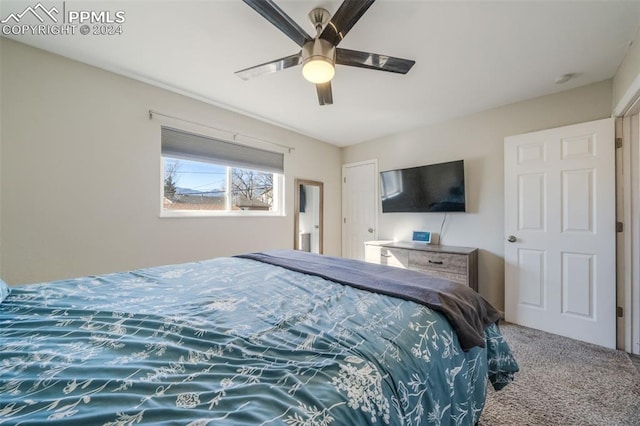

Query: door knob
left=507, top=235, right=517, bottom=243
left=368, top=228, right=374, bottom=233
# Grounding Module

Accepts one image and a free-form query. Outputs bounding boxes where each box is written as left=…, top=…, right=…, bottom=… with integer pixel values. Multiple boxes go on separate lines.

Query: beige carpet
left=479, top=323, right=640, bottom=426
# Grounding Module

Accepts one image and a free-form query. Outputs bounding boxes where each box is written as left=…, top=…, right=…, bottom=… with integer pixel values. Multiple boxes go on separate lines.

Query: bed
left=0, top=250, right=518, bottom=425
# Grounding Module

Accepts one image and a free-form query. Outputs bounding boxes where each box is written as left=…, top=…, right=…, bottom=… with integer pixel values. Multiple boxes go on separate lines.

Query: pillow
left=0, top=278, right=10, bottom=303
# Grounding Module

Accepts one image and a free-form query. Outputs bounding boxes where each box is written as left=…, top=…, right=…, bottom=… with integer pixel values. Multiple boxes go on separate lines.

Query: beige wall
left=613, top=26, right=640, bottom=114
left=0, top=39, right=342, bottom=285
left=342, top=80, right=613, bottom=309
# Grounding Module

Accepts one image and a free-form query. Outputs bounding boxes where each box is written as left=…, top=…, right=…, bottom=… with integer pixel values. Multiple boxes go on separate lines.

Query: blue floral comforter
left=0, top=256, right=518, bottom=425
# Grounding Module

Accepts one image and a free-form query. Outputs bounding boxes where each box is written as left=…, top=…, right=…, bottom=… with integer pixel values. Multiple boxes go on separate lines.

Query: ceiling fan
left=235, top=0, right=415, bottom=106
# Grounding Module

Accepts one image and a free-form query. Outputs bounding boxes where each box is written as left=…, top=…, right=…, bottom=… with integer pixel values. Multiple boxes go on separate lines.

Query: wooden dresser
left=364, top=240, right=478, bottom=291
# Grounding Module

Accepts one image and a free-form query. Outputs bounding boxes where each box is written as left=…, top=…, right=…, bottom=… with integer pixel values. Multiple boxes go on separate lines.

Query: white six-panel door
left=504, top=118, right=616, bottom=348
left=342, top=160, right=378, bottom=260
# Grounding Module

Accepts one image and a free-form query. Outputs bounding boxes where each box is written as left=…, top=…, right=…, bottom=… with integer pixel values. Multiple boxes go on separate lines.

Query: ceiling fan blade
left=336, top=48, right=415, bottom=74
left=235, top=53, right=302, bottom=80
left=316, top=82, right=333, bottom=106
left=319, top=0, right=375, bottom=47
left=242, top=0, right=312, bottom=47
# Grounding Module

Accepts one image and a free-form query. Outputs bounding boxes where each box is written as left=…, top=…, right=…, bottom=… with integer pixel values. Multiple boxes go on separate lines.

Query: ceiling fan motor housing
left=302, top=39, right=336, bottom=65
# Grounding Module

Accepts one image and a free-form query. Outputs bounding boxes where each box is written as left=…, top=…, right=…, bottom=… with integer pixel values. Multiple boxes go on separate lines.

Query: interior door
left=310, top=185, right=321, bottom=253
left=342, top=160, right=378, bottom=260
left=504, top=118, right=616, bottom=348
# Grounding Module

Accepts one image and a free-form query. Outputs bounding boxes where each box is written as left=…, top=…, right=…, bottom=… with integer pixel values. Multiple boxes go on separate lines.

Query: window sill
left=160, top=209, right=284, bottom=218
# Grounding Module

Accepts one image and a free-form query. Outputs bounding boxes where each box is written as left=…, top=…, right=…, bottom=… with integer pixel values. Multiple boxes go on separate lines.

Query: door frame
left=294, top=179, right=324, bottom=254
left=342, top=159, right=379, bottom=258
left=603, top=51, right=640, bottom=353
left=615, top=83, right=640, bottom=354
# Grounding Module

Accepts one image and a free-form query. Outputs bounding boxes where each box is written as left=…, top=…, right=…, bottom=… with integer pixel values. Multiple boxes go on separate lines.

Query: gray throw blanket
left=235, top=250, right=502, bottom=351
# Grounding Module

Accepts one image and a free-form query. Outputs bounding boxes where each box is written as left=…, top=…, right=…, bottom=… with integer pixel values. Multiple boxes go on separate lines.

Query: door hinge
left=617, top=306, right=624, bottom=317
left=615, top=138, right=623, bottom=148
left=343, top=177, right=346, bottom=183
left=617, top=221, right=624, bottom=232
left=343, top=218, right=347, bottom=224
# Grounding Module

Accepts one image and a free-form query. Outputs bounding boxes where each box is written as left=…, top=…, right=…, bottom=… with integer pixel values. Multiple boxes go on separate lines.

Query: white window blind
left=161, top=126, right=284, bottom=174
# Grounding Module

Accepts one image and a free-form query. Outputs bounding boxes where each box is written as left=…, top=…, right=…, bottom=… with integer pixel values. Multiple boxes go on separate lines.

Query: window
left=161, top=127, right=283, bottom=216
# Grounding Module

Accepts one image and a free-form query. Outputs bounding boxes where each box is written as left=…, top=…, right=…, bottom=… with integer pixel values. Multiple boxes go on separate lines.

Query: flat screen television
left=380, top=160, right=466, bottom=213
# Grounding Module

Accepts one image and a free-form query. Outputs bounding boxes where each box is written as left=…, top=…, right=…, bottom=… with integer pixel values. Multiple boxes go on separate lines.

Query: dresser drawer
left=408, top=251, right=468, bottom=276
left=418, top=269, right=467, bottom=285
left=365, top=245, right=409, bottom=269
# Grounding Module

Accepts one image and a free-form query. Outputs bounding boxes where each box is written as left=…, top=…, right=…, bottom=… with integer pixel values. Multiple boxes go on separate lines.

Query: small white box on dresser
left=364, top=240, right=478, bottom=291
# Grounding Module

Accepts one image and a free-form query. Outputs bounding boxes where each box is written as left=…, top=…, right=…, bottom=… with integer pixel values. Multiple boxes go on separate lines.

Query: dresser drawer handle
left=428, top=260, right=444, bottom=265
left=381, top=253, right=392, bottom=258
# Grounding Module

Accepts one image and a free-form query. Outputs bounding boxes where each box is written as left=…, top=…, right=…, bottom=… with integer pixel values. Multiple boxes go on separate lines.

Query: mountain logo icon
left=1, top=2, right=60, bottom=24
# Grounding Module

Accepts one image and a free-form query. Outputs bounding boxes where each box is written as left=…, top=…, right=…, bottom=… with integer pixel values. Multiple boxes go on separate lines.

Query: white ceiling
left=2, top=1, right=639, bottom=146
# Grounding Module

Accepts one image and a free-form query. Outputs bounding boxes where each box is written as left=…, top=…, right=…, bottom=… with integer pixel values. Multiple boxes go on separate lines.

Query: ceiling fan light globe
left=302, top=58, right=335, bottom=84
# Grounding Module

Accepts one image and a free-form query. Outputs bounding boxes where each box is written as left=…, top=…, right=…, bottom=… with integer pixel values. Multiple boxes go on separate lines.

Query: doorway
left=342, top=160, right=378, bottom=260
left=294, top=179, right=323, bottom=254
left=618, top=110, right=640, bottom=354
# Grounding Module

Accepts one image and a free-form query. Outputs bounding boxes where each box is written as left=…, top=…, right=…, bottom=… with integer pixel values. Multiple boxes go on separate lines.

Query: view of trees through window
left=163, top=157, right=276, bottom=212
